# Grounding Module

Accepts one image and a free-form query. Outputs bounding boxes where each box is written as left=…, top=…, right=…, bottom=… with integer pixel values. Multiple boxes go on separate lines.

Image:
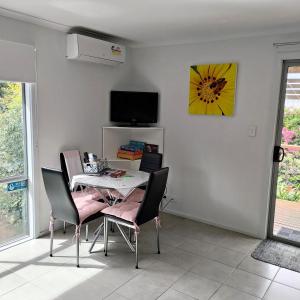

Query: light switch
left=248, top=125, right=257, bottom=137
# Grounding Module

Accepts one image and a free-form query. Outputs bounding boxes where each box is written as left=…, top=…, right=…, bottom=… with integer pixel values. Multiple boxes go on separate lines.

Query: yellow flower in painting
left=189, top=63, right=237, bottom=116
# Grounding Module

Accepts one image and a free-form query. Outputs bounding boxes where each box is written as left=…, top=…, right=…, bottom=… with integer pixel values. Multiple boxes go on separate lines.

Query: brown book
left=110, top=170, right=126, bottom=178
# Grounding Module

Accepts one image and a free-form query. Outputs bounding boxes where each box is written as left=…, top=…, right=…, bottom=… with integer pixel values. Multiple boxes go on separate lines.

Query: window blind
left=0, top=39, right=36, bottom=83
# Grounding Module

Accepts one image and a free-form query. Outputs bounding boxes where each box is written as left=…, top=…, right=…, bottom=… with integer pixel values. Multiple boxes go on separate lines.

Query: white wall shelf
left=102, top=126, right=164, bottom=170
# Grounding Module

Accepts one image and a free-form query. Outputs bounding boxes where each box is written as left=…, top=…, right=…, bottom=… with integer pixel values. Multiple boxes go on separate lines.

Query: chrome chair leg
left=89, top=223, right=104, bottom=253
left=110, top=222, right=115, bottom=232
left=116, top=224, right=135, bottom=252
left=104, top=218, right=107, bottom=253
left=50, top=219, right=54, bottom=257
left=129, top=228, right=132, bottom=242
left=135, top=230, right=139, bottom=269
left=63, top=221, right=66, bottom=234
left=85, top=224, right=89, bottom=241
left=105, top=217, right=108, bottom=256
left=156, top=224, right=160, bottom=254
left=103, top=218, right=106, bottom=253
left=76, top=225, right=81, bottom=268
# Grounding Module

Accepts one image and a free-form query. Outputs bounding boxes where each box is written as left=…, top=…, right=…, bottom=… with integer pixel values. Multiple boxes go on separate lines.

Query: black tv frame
left=110, top=90, right=159, bottom=127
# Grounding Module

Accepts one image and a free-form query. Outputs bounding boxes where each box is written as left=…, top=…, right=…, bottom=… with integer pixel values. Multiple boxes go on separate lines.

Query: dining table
left=70, top=168, right=149, bottom=198
left=70, top=168, right=150, bottom=253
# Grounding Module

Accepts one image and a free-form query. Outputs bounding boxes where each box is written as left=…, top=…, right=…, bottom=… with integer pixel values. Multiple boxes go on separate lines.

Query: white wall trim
left=25, top=82, right=39, bottom=238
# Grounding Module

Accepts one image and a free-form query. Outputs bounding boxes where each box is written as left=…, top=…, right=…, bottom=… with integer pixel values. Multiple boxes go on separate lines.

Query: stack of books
left=117, top=140, right=145, bottom=160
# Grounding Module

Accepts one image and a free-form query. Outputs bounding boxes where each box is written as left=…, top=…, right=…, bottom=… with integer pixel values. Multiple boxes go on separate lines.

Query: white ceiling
left=0, top=0, right=300, bottom=46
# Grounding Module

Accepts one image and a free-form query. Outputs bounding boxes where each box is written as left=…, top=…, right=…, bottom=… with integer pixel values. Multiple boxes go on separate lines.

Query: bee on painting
left=189, top=63, right=237, bottom=116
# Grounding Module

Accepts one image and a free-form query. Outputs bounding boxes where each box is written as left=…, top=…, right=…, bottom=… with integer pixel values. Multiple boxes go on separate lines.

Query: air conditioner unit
left=66, top=33, right=125, bottom=66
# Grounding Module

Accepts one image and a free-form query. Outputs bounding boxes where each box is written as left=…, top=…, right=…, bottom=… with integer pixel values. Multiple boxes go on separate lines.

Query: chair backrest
left=139, top=152, right=163, bottom=173
left=135, top=167, right=169, bottom=226
left=60, top=150, right=83, bottom=184
left=42, top=168, right=79, bottom=225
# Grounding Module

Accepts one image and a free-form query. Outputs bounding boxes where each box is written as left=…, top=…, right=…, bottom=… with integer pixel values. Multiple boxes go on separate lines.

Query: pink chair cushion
left=125, top=188, right=145, bottom=203
left=71, top=188, right=103, bottom=203
left=73, top=194, right=109, bottom=223
left=102, top=201, right=141, bottom=223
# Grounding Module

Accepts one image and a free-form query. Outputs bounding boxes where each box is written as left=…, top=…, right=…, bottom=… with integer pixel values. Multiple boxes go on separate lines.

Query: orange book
left=117, top=149, right=142, bottom=155
left=117, top=152, right=142, bottom=160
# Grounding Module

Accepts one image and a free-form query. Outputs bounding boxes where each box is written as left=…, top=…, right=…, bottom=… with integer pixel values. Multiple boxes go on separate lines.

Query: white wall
left=0, top=15, right=132, bottom=234
left=129, top=35, right=299, bottom=238
left=3, top=12, right=300, bottom=239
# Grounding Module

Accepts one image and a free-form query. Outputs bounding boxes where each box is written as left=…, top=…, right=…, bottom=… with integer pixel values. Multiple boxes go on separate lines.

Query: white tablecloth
left=70, top=169, right=149, bottom=197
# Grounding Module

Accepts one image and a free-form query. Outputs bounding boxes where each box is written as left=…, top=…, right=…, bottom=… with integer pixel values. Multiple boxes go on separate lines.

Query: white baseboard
left=163, top=208, right=264, bottom=239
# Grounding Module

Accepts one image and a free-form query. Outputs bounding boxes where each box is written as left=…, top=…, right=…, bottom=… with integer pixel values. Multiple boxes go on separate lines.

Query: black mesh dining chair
left=102, top=167, right=169, bottom=269
left=138, top=152, right=163, bottom=194
left=41, top=168, right=108, bottom=267
left=139, top=152, right=163, bottom=173
left=60, top=151, right=105, bottom=240
left=60, top=152, right=77, bottom=185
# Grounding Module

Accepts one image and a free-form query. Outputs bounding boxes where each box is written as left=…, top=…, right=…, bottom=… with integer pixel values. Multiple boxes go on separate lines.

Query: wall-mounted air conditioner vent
left=66, top=34, right=125, bottom=66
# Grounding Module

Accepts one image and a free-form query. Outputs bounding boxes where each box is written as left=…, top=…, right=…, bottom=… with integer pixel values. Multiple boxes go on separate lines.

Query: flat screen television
left=110, top=90, right=158, bottom=125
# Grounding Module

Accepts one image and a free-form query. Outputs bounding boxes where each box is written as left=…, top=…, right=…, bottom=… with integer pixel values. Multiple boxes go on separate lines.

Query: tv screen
left=110, top=91, right=158, bottom=125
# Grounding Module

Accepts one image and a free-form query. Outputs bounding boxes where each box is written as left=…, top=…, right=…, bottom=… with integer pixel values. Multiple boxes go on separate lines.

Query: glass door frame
left=0, top=82, right=37, bottom=250
left=268, top=59, right=300, bottom=247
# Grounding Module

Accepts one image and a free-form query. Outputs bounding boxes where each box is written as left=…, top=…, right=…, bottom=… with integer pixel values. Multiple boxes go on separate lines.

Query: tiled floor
left=0, top=213, right=300, bottom=299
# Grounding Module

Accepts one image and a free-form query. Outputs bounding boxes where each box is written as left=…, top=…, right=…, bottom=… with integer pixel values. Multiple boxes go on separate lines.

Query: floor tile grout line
left=271, top=266, right=281, bottom=283
left=181, top=267, right=230, bottom=284
left=30, top=280, right=58, bottom=295
left=166, top=228, right=260, bottom=252
left=208, top=283, right=224, bottom=300
left=271, top=264, right=300, bottom=292
left=170, top=268, right=226, bottom=299
left=162, top=268, right=202, bottom=299
left=168, top=269, right=191, bottom=288
left=0, top=281, right=28, bottom=298
left=222, top=283, right=265, bottom=299
left=174, top=238, right=256, bottom=263
left=156, top=286, right=198, bottom=300
left=159, top=228, right=259, bottom=251
left=166, top=266, right=261, bottom=300
left=224, top=281, right=265, bottom=299
left=225, top=255, right=271, bottom=300
left=237, top=264, right=280, bottom=281
left=272, top=279, right=300, bottom=292
left=261, top=278, right=273, bottom=300
left=176, top=248, right=242, bottom=271
left=228, top=267, right=273, bottom=282
left=235, top=252, right=248, bottom=269
left=102, top=267, right=150, bottom=299
left=104, top=291, right=131, bottom=300
left=9, top=260, right=63, bottom=283
left=187, top=253, right=276, bottom=285
left=151, top=268, right=192, bottom=300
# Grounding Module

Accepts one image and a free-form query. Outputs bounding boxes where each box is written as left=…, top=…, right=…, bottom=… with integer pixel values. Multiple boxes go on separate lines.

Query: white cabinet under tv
left=102, top=126, right=164, bottom=170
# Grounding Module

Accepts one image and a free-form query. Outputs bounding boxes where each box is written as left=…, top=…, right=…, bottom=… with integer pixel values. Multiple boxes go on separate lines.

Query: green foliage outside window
left=277, top=107, right=300, bottom=202
left=0, top=82, right=25, bottom=224
left=282, top=108, right=300, bottom=145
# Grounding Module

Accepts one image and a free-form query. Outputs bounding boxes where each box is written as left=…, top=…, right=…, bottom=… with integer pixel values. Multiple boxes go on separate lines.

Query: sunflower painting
left=189, top=63, right=237, bottom=116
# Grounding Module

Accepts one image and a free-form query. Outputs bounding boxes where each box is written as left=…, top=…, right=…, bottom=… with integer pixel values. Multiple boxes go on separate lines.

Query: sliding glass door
left=269, top=61, right=300, bottom=246
left=0, top=81, right=29, bottom=246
